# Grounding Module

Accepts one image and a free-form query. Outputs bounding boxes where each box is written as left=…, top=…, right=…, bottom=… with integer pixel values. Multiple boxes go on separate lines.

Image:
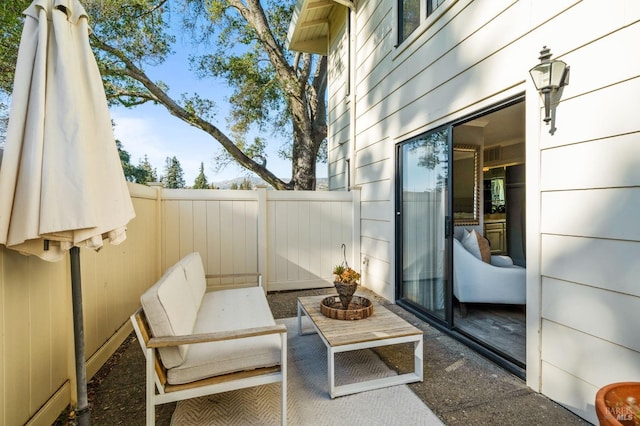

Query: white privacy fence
left=0, top=183, right=359, bottom=425
left=160, top=186, right=360, bottom=291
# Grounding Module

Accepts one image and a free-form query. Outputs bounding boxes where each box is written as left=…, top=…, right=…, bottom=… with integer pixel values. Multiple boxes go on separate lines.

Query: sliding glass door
left=397, top=128, right=451, bottom=322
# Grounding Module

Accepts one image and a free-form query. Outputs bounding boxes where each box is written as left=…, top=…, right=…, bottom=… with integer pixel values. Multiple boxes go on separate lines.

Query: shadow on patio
left=55, top=287, right=589, bottom=426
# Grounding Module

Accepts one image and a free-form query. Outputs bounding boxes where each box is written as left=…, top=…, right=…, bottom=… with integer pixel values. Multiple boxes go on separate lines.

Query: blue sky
left=109, top=40, right=304, bottom=185
left=1, top=11, right=328, bottom=186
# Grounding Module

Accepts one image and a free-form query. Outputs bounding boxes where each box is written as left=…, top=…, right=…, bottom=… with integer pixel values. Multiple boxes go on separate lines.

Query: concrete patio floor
left=56, top=287, right=592, bottom=425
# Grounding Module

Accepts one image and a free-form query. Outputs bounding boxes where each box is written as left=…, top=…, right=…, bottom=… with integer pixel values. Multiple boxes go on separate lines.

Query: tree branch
left=92, top=33, right=291, bottom=190
left=131, top=0, right=169, bottom=20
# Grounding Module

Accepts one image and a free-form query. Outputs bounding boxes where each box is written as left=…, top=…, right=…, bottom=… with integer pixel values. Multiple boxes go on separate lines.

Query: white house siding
left=323, top=0, right=640, bottom=422
left=330, top=0, right=537, bottom=300
left=534, top=5, right=640, bottom=420
left=328, top=7, right=350, bottom=190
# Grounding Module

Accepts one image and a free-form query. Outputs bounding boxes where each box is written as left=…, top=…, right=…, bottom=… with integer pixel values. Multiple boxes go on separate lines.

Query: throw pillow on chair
left=461, top=229, right=491, bottom=263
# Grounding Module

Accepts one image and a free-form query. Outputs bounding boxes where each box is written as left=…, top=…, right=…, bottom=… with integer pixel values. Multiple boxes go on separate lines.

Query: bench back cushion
left=141, top=252, right=206, bottom=368
left=178, top=251, right=207, bottom=308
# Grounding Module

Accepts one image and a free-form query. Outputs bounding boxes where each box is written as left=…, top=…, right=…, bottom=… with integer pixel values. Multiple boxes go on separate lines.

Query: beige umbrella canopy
left=0, top=0, right=135, bottom=423
left=0, top=0, right=135, bottom=260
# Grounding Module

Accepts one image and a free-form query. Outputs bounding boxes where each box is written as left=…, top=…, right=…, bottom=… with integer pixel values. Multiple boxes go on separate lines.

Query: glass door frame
left=394, top=124, right=454, bottom=328
left=394, top=95, right=527, bottom=378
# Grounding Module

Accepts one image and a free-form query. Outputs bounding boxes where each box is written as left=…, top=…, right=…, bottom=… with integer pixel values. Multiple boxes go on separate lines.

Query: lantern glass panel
left=549, top=60, right=568, bottom=88
left=529, top=62, right=552, bottom=90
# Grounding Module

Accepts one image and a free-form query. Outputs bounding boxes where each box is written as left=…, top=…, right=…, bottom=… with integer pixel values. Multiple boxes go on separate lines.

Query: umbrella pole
left=70, top=246, right=92, bottom=426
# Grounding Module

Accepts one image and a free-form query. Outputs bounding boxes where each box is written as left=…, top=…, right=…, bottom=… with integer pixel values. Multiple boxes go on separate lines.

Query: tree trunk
left=291, top=131, right=317, bottom=190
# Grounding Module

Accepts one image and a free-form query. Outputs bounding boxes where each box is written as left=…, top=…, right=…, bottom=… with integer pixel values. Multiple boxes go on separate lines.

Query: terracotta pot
left=595, top=382, right=640, bottom=426
left=334, top=281, right=357, bottom=309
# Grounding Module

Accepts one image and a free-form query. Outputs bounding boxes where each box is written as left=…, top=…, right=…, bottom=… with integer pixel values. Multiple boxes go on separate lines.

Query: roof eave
left=287, top=0, right=349, bottom=55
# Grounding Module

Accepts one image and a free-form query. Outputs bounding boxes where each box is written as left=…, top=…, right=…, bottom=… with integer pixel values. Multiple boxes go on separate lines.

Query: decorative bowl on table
left=320, top=295, right=373, bottom=320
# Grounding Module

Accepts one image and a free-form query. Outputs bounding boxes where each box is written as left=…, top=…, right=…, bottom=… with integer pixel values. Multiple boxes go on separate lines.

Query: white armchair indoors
left=453, top=230, right=525, bottom=316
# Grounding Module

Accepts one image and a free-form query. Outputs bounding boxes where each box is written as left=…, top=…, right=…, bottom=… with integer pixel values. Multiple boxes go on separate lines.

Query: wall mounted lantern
left=529, top=46, right=570, bottom=125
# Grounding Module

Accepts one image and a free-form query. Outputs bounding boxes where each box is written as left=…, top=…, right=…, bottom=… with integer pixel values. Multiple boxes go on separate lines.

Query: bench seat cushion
left=166, top=286, right=281, bottom=385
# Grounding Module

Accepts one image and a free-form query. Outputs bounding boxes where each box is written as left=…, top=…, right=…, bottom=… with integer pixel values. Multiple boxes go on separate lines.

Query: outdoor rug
left=171, top=317, right=443, bottom=425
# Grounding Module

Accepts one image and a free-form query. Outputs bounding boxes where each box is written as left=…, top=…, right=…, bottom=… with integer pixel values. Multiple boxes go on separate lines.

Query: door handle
left=445, top=216, right=451, bottom=238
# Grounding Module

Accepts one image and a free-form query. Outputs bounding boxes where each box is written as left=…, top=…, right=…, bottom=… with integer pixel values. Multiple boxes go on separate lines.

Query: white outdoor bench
left=130, top=252, right=287, bottom=425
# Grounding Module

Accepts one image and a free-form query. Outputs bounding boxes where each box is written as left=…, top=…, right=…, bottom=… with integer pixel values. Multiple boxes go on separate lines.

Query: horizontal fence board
left=267, top=190, right=352, bottom=201
left=161, top=188, right=258, bottom=201
left=128, top=182, right=159, bottom=199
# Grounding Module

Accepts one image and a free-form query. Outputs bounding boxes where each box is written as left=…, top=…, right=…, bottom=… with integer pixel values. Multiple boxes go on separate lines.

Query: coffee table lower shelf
left=297, top=295, right=424, bottom=398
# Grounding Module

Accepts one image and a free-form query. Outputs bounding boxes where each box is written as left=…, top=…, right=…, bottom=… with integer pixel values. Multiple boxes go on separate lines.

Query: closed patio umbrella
left=0, top=0, right=136, bottom=424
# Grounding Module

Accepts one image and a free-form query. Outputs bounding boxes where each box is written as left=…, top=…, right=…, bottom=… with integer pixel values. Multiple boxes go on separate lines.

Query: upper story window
left=398, top=0, right=446, bottom=44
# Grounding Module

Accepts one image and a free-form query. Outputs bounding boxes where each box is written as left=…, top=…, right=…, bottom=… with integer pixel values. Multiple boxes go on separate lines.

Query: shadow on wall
left=349, top=149, right=393, bottom=297
left=540, top=159, right=640, bottom=422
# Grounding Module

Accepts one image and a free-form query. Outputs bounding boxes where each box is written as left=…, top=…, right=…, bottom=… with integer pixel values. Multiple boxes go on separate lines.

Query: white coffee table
left=297, top=294, right=424, bottom=398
